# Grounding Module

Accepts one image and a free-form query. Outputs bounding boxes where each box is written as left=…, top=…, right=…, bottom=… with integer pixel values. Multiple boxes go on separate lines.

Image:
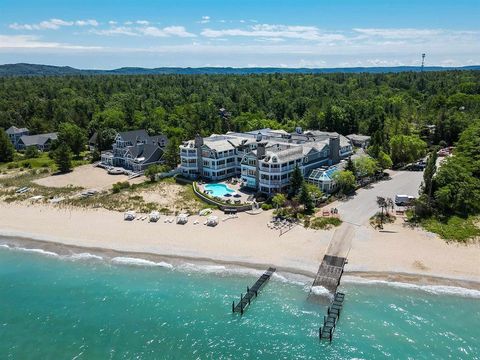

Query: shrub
left=261, top=203, right=273, bottom=211
left=309, top=217, right=342, bottom=230
left=112, top=181, right=130, bottom=193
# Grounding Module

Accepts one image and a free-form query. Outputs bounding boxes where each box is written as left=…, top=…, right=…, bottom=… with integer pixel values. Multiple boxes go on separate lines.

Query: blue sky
left=0, top=0, right=479, bottom=68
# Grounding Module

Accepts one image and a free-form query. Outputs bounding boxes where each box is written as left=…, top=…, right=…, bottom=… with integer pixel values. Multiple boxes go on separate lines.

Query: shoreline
left=2, top=232, right=480, bottom=294
left=1, top=202, right=479, bottom=294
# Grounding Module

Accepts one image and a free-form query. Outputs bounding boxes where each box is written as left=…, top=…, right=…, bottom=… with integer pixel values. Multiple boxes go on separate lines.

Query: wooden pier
left=232, top=267, right=276, bottom=315
left=319, top=292, right=345, bottom=342
left=312, top=255, right=347, bottom=294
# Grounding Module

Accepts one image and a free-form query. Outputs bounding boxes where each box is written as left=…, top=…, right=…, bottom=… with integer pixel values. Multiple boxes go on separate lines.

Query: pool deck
left=199, top=180, right=253, bottom=204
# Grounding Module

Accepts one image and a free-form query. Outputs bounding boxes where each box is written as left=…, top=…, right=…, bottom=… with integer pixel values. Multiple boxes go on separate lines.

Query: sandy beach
left=1, top=202, right=479, bottom=288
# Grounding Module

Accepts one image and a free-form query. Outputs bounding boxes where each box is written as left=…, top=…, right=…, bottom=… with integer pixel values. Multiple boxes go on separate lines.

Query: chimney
left=329, top=135, right=340, bottom=165
left=256, top=142, right=266, bottom=159
left=194, top=134, right=204, bottom=148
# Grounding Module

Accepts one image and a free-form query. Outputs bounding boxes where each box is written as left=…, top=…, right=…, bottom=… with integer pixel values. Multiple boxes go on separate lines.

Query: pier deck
left=232, top=267, right=276, bottom=314
left=319, top=292, right=345, bottom=342
left=312, top=255, right=347, bottom=294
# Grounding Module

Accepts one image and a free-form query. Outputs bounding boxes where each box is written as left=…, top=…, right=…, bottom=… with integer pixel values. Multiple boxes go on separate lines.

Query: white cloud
left=75, top=19, right=99, bottom=27
left=201, top=24, right=345, bottom=42
left=90, top=26, right=138, bottom=36
left=9, top=18, right=99, bottom=30
left=136, top=20, right=150, bottom=25
left=199, top=16, right=210, bottom=24
left=353, top=28, right=444, bottom=39
left=108, top=20, right=117, bottom=25
left=0, top=34, right=101, bottom=49
left=92, top=25, right=196, bottom=38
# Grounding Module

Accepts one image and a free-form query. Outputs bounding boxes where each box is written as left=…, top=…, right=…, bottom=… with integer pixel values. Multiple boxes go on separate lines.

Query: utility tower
left=421, top=53, right=426, bottom=72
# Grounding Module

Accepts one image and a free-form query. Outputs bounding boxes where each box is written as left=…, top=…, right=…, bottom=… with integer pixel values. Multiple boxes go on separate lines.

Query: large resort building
left=179, top=128, right=353, bottom=194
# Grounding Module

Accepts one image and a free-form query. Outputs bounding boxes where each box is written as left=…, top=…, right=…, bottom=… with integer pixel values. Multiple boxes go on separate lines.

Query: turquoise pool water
left=204, top=183, right=235, bottom=197
left=1, top=242, right=479, bottom=359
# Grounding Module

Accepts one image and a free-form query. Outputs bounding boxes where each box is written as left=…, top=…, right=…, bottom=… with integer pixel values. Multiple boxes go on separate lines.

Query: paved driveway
left=323, top=170, right=424, bottom=257
left=331, top=170, right=424, bottom=226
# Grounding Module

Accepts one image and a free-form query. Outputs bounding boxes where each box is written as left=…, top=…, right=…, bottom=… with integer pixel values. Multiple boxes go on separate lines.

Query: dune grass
left=422, top=216, right=480, bottom=242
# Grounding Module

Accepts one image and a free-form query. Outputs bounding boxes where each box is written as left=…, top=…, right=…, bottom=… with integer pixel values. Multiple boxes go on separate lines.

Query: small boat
left=108, top=167, right=125, bottom=175
left=176, top=213, right=188, bottom=224
left=124, top=211, right=136, bottom=221
left=199, top=208, right=212, bottom=216
left=206, top=215, right=218, bottom=227
left=149, top=211, right=160, bottom=222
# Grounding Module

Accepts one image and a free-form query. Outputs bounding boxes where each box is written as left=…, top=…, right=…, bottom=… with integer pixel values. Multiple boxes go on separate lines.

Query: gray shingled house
left=100, top=129, right=168, bottom=172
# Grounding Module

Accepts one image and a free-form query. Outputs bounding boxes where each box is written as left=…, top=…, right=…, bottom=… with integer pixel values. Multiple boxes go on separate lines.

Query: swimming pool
left=204, top=183, right=235, bottom=197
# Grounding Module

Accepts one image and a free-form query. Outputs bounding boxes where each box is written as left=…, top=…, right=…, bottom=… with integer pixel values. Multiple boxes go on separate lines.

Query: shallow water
left=0, top=244, right=479, bottom=359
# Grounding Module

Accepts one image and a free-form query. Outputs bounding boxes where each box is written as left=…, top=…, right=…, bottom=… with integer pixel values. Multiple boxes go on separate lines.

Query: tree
left=305, top=183, right=323, bottom=203
left=53, top=143, right=72, bottom=173
left=0, top=129, right=14, bottom=163
left=354, top=156, right=378, bottom=178
left=298, top=182, right=314, bottom=214
left=163, top=137, right=180, bottom=170
left=289, top=165, right=303, bottom=196
left=389, top=135, right=427, bottom=166
left=143, top=165, right=161, bottom=182
left=333, top=170, right=356, bottom=195
left=58, top=123, right=87, bottom=156
left=272, top=193, right=286, bottom=210
left=96, top=128, right=117, bottom=151
left=376, top=151, right=393, bottom=170
left=345, top=157, right=356, bottom=174
left=422, top=150, right=438, bottom=205
left=25, top=146, right=39, bottom=159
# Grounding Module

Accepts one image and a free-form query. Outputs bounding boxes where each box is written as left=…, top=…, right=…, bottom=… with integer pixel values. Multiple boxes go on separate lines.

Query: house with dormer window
left=100, top=129, right=168, bottom=172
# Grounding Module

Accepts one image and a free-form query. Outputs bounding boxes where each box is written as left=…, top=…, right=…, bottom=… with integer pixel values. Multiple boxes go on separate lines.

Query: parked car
left=395, top=194, right=415, bottom=206
left=407, top=162, right=426, bottom=171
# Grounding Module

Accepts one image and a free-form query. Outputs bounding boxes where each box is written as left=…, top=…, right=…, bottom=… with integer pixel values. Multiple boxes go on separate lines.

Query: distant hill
left=1, top=63, right=479, bottom=77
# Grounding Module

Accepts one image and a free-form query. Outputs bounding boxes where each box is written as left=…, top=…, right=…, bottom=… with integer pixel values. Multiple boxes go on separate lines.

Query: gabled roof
left=347, top=134, right=371, bottom=142
left=149, top=134, right=168, bottom=147
left=262, top=144, right=303, bottom=163
left=118, top=129, right=149, bottom=144
left=6, top=126, right=29, bottom=135
left=19, top=133, right=57, bottom=147
left=89, top=132, right=98, bottom=144
left=126, top=143, right=163, bottom=164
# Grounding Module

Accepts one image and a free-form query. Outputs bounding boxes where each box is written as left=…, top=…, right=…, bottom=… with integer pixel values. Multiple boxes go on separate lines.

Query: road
left=324, top=170, right=424, bottom=257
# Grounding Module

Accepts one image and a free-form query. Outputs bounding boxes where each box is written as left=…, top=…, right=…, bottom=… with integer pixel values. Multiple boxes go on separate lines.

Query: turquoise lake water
left=0, top=244, right=479, bottom=359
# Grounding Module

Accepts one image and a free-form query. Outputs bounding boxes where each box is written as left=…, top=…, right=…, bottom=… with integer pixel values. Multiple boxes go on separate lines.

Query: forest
left=0, top=71, right=479, bottom=150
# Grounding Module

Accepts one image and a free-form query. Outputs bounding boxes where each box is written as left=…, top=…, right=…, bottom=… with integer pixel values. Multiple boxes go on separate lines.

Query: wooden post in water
left=232, top=301, right=235, bottom=313
left=319, top=327, right=322, bottom=341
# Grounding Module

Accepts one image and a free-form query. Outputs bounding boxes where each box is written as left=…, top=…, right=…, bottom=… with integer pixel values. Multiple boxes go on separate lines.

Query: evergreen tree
left=0, top=129, right=14, bottom=163
left=422, top=150, right=438, bottom=205
left=345, top=157, right=356, bottom=176
left=163, top=137, right=180, bottom=170
left=289, top=165, right=303, bottom=196
left=53, top=143, right=72, bottom=173
left=299, top=182, right=314, bottom=214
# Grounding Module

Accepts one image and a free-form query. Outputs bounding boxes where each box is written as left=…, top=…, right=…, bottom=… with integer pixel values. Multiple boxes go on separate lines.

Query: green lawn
left=0, top=151, right=89, bottom=172
left=422, top=216, right=480, bottom=242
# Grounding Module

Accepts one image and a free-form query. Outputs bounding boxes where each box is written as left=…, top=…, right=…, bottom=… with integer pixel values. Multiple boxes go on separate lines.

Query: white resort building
left=179, top=128, right=353, bottom=194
